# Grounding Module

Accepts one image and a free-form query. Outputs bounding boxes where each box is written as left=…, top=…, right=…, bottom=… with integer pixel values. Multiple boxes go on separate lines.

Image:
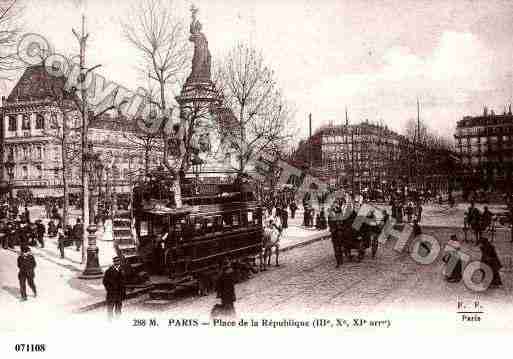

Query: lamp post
left=5, top=153, right=15, bottom=200
left=80, top=144, right=103, bottom=279
left=95, top=160, right=104, bottom=213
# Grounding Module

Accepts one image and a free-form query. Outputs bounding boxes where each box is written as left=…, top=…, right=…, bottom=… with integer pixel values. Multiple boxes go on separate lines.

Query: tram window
left=193, top=217, right=204, bottom=236
left=214, top=215, right=223, bottom=231
left=241, top=211, right=248, bottom=226
left=205, top=217, right=214, bottom=234
left=223, top=213, right=233, bottom=227
left=232, top=213, right=240, bottom=226
left=140, top=221, right=149, bottom=236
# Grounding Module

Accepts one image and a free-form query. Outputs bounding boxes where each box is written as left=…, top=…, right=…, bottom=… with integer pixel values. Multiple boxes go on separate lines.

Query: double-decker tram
left=123, top=171, right=264, bottom=296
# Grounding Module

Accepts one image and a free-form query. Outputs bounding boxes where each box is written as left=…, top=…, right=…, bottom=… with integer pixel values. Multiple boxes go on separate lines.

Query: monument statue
left=186, top=5, right=212, bottom=84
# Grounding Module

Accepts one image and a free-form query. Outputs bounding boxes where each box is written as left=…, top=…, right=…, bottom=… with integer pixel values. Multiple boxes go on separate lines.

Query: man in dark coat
left=281, top=205, right=288, bottom=229
left=73, top=218, right=83, bottom=252
left=214, top=260, right=236, bottom=317
left=18, top=246, right=37, bottom=301
left=289, top=201, right=297, bottom=219
left=328, top=204, right=344, bottom=268
left=23, top=207, right=30, bottom=223
left=35, top=220, right=45, bottom=248
left=103, top=256, right=126, bottom=320
left=479, top=238, right=502, bottom=288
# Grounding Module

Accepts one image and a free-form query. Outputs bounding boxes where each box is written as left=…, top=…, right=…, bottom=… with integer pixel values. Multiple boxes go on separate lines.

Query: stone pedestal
left=79, top=224, right=104, bottom=279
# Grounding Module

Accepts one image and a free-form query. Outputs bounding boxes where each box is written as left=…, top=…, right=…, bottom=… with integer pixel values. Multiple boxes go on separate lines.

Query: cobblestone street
left=84, top=225, right=513, bottom=331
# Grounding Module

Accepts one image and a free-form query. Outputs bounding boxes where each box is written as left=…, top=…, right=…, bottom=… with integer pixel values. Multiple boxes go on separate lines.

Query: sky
left=3, top=0, right=513, bottom=142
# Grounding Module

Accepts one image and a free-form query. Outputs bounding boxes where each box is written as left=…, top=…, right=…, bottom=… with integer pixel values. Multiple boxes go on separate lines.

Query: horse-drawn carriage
left=328, top=205, right=381, bottom=264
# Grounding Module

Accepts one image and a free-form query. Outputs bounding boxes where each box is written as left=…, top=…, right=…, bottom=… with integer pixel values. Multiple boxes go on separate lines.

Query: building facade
left=293, top=121, right=456, bottom=194
left=1, top=65, right=160, bottom=198
left=454, top=107, right=513, bottom=191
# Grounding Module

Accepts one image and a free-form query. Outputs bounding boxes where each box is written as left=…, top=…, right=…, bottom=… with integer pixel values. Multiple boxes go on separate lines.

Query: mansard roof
left=6, top=65, right=70, bottom=103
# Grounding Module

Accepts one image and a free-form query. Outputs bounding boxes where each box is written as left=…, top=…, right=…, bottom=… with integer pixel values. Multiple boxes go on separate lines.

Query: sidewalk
left=0, top=219, right=331, bottom=328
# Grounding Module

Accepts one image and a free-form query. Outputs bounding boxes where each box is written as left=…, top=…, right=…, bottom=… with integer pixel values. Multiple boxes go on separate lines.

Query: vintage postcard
left=0, top=0, right=512, bottom=356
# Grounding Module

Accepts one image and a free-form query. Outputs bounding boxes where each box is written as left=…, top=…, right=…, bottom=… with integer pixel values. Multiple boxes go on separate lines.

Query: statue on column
left=186, top=5, right=212, bottom=84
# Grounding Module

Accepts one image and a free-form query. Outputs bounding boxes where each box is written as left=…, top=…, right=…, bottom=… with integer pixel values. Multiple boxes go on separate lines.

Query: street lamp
left=5, top=152, right=15, bottom=200
left=95, top=160, right=104, bottom=210
left=80, top=144, right=103, bottom=279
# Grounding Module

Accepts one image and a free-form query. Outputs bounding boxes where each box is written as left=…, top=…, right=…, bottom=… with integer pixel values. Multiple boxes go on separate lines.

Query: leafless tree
left=44, top=85, right=81, bottom=228
left=214, top=42, right=295, bottom=173
left=121, top=0, right=192, bottom=207
left=121, top=0, right=189, bottom=110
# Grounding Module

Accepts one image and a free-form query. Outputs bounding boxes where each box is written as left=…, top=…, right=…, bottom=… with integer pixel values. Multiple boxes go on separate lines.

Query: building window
left=22, top=166, right=28, bottom=179
left=36, top=113, right=45, bottom=129
left=21, top=114, right=31, bottom=130
left=8, top=115, right=16, bottom=131
left=36, top=165, right=42, bottom=179
left=36, top=146, right=42, bottom=159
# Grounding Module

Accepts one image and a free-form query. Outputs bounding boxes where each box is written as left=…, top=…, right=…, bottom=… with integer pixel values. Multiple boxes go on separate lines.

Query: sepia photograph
left=0, top=0, right=512, bottom=356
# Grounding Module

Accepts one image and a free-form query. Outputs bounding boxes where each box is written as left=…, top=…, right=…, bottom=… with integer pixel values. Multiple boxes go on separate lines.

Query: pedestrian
left=73, top=218, right=83, bottom=251
left=47, top=220, right=57, bottom=237
left=468, top=203, right=481, bottom=245
left=35, top=220, right=45, bottom=248
left=406, top=202, right=414, bottom=223
left=57, top=227, right=65, bottom=258
left=281, top=205, right=288, bottom=229
left=413, top=219, right=422, bottom=238
left=479, top=237, right=502, bottom=288
left=416, top=203, right=423, bottom=223
left=442, top=235, right=463, bottom=283
left=328, top=204, right=344, bottom=268
left=0, top=220, right=7, bottom=249
left=290, top=201, right=297, bottom=219
left=18, top=246, right=37, bottom=301
left=17, top=223, right=28, bottom=248
left=213, top=259, right=236, bottom=318
left=23, top=206, right=30, bottom=223
left=103, top=256, right=126, bottom=320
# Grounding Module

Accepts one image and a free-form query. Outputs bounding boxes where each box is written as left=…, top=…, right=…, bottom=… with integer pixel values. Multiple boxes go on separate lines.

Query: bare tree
left=214, top=42, right=295, bottom=173
left=44, top=88, right=81, bottom=228
left=121, top=0, right=189, bottom=110
left=121, top=0, right=191, bottom=207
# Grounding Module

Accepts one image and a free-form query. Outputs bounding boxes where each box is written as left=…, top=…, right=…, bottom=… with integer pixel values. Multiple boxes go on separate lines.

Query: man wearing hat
left=442, top=235, right=463, bottom=283
left=102, top=256, right=126, bottom=320
left=214, top=259, right=236, bottom=317
left=18, top=246, right=37, bottom=301
left=479, top=237, right=502, bottom=288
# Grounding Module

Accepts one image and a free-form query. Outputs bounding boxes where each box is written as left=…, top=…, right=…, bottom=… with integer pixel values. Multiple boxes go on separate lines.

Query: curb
left=73, top=285, right=155, bottom=314
left=74, top=232, right=332, bottom=313
left=279, top=232, right=331, bottom=253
